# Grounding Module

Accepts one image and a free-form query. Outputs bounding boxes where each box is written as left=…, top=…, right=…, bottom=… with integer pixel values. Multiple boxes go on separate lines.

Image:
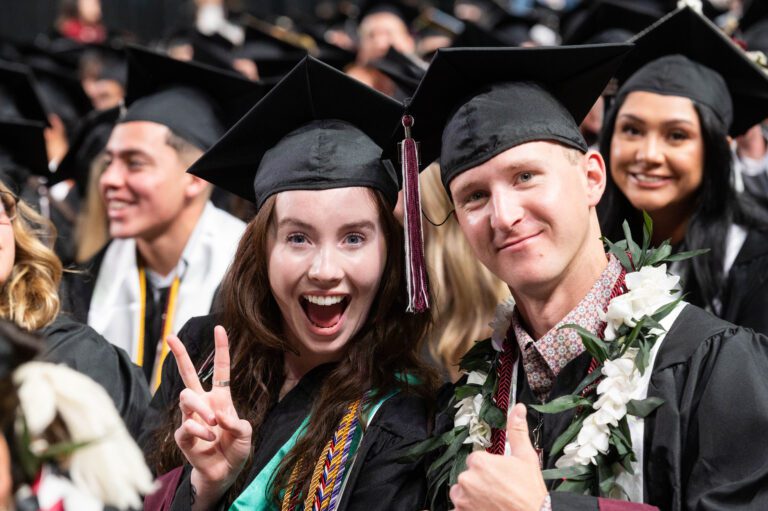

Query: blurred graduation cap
left=187, top=56, right=404, bottom=209
left=0, top=60, right=49, bottom=125
left=561, top=0, right=662, bottom=45
left=369, top=47, right=426, bottom=99
left=450, top=21, right=507, bottom=48
left=614, top=6, right=768, bottom=136
left=743, top=19, right=768, bottom=55
left=357, top=0, right=423, bottom=27
left=79, top=43, right=128, bottom=86
left=491, top=10, right=546, bottom=46
left=49, top=106, right=119, bottom=191
left=122, top=45, right=272, bottom=151
left=238, top=17, right=309, bottom=78
left=402, top=44, right=633, bottom=188
left=0, top=118, right=50, bottom=177
left=740, top=0, right=768, bottom=33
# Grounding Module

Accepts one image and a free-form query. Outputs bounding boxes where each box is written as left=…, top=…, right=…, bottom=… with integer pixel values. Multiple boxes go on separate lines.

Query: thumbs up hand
left=449, top=404, right=549, bottom=511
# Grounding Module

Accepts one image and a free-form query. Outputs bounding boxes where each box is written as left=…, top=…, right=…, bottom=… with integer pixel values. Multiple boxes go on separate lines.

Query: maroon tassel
left=400, top=114, right=429, bottom=313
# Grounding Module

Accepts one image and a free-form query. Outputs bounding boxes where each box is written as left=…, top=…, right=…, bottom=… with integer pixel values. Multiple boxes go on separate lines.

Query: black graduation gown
left=58, top=241, right=109, bottom=325
left=140, top=314, right=431, bottom=511
left=39, top=314, right=151, bottom=439
left=433, top=304, right=768, bottom=510
left=717, top=227, right=768, bottom=337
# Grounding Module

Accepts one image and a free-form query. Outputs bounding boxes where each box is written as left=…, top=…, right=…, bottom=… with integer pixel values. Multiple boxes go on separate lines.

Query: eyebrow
left=452, top=160, right=544, bottom=199
left=104, top=148, right=154, bottom=160
left=617, top=113, right=696, bottom=126
left=277, top=218, right=377, bottom=232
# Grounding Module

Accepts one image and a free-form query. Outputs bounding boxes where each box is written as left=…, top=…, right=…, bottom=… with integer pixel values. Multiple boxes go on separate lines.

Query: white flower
left=556, top=414, right=610, bottom=468
left=454, top=394, right=492, bottom=450
left=466, top=370, right=488, bottom=386
left=677, top=0, right=703, bottom=13
left=603, top=265, right=678, bottom=340
left=489, top=297, right=516, bottom=352
left=13, top=362, right=156, bottom=509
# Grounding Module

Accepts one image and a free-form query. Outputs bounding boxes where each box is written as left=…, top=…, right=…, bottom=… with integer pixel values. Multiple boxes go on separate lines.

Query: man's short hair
left=165, top=130, right=204, bottom=167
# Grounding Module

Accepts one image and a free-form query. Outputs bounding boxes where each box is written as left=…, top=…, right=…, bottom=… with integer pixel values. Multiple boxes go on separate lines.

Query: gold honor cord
left=136, top=266, right=182, bottom=393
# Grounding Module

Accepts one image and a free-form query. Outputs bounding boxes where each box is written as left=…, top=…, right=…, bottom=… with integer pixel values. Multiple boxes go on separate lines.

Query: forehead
left=273, top=187, right=380, bottom=225
left=106, top=120, right=171, bottom=154
left=618, top=91, right=699, bottom=124
left=359, top=12, right=408, bottom=34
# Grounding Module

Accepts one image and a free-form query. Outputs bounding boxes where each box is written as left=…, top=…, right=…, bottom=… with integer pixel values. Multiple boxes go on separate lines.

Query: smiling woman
left=141, top=56, right=438, bottom=511
left=598, top=7, right=768, bottom=336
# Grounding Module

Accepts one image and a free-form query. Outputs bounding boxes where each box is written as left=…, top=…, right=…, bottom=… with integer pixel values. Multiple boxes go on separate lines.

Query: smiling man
left=62, top=47, right=269, bottom=391
left=406, top=43, right=768, bottom=510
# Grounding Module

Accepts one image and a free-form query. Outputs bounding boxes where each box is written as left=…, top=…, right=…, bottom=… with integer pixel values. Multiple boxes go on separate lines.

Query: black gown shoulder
left=720, top=227, right=768, bottom=336
left=38, top=314, right=151, bottom=439
left=59, top=241, right=111, bottom=324
left=143, top=314, right=431, bottom=510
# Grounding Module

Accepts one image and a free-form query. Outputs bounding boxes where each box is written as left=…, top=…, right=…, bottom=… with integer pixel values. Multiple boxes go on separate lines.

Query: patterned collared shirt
left=510, top=254, right=623, bottom=401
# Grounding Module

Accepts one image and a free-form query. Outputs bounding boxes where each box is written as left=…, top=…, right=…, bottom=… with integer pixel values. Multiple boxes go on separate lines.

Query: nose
left=490, top=191, right=524, bottom=232
left=307, top=246, right=344, bottom=286
left=99, top=158, right=124, bottom=192
left=635, top=133, right=664, bottom=166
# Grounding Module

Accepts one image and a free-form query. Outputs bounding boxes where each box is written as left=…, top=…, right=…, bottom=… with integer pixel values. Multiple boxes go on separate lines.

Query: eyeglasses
left=0, top=191, right=18, bottom=225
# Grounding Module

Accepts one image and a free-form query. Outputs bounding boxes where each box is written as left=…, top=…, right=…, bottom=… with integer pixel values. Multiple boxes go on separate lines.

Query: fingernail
left=513, top=404, right=526, bottom=421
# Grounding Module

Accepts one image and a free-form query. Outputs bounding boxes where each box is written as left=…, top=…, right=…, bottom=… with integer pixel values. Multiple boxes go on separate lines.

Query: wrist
left=190, top=468, right=234, bottom=511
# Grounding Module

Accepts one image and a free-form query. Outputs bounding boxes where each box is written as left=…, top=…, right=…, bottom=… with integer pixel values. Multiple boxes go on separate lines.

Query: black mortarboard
left=562, top=0, right=661, bottom=45
left=187, top=56, right=403, bottom=210
left=358, top=0, right=422, bottom=27
left=491, top=11, right=542, bottom=46
left=369, top=47, right=426, bottom=99
left=50, top=106, right=119, bottom=191
left=614, top=6, right=768, bottom=136
left=450, top=21, right=508, bottom=48
left=403, top=44, right=632, bottom=190
left=0, top=119, right=49, bottom=176
left=744, top=19, right=768, bottom=54
left=121, top=45, right=271, bottom=151
left=0, top=60, right=49, bottom=125
left=239, top=19, right=309, bottom=78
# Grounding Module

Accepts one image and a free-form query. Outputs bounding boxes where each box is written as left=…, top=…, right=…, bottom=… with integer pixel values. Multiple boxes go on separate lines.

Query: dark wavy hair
left=598, top=93, right=768, bottom=311
left=150, top=188, right=437, bottom=504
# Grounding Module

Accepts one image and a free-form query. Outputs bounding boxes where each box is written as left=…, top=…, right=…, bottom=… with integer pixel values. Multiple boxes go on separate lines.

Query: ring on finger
left=213, top=379, right=230, bottom=387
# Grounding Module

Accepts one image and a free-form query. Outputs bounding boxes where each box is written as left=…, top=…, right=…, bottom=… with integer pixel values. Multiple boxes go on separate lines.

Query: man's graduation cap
left=614, top=6, right=768, bottom=136
left=0, top=60, right=49, bottom=125
left=50, top=106, right=119, bottom=191
left=187, top=55, right=403, bottom=209
left=402, top=44, right=633, bottom=190
left=121, top=45, right=272, bottom=152
left=562, top=0, right=662, bottom=45
left=0, top=118, right=50, bottom=176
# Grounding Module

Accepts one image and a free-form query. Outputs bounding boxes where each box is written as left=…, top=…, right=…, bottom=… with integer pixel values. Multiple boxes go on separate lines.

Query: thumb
left=506, top=404, right=538, bottom=463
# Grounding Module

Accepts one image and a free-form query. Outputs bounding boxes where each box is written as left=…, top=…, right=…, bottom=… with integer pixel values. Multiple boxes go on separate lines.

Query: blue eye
left=287, top=233, right=307, bottom=244
left=345, top=233, right=365, bottom=245
left=519, top=172, right=533, bottom=183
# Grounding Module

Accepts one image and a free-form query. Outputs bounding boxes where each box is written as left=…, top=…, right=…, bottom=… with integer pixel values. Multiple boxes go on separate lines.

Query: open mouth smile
left=300, top=294, right=351, bottom=331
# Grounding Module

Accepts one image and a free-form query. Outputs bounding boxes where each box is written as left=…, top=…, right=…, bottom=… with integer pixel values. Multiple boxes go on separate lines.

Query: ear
left=582, top=149, right=606, bottom=207
left=183, top=173, right=211, bottom=201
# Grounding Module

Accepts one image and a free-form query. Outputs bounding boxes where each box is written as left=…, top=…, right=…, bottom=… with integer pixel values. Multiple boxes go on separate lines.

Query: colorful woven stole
left=229, top=391, right=395, bottom=511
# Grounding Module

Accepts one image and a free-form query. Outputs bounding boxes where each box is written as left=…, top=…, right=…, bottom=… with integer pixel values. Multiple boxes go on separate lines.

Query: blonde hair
left=421, top=163, right=510, bottom=380
left=74, top=154, right=110, bottom=263
left=0, top=181, right=63, bottom=331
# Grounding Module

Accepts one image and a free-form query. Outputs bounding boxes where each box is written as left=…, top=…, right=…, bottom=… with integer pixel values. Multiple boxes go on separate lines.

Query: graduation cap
left=744, top=19, right=768, bottom=55
left=0, top=118, right=50, bottom=177
left=122, top=45, right=272, bottom=152
left=187, top=55, right=403, bottom=209
left=450, top=21, right=508, bottom=48
left=402, top=44, right=633, bottom=190
left=740, top=0, right=768, bottom=33
left=0, top=60, right=49, bottom=125
left=358, top=0, right=422, bottom=27
left=614, top=6, right=768, bottom=136
left=369, top=47, right=426, bottom=99
left=561, top=0, right=662, bottom=45
left=79, top=43, right=128, bottom=86
left=239, top=18, right=310, bottom=78
left=50, top=106, right=119, bottom=191
left=491, top=10, right=544, bottom=46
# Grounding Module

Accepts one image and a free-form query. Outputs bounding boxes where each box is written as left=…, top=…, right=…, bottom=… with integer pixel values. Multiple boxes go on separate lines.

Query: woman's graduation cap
left=0, top=60, right=49, bottom=125
left=561, top=0, right=662, bottom=45
left=614, top=6, right=768, bottom=136
left=401, top=44, right=633, bottom=190
left=121, top=45, right=273, bottom=151
left=187, top=56, right=431, bottom=311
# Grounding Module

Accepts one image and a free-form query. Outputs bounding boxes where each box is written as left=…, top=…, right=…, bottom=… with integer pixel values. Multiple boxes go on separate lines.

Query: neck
left=511, top=218, right=608, bottom=340
left=649, top=202, right=694, bottom=247
left=136, top=201, right=207, bottom=276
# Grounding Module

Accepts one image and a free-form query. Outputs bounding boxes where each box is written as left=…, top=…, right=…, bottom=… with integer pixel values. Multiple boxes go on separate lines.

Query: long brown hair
left=0, top=181, right=62, bottom=331
left=151, top=189, right=437, bottom=503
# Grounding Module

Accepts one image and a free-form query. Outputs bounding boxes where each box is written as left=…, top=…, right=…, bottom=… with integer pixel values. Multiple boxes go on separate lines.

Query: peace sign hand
left=168, top=326, right=252, bottom=509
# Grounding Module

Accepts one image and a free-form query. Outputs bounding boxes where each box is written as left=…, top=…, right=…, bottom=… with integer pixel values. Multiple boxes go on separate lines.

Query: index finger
left=167, top=334, right=204, bottom=393
left=212, top=325, right=231, bottom=393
